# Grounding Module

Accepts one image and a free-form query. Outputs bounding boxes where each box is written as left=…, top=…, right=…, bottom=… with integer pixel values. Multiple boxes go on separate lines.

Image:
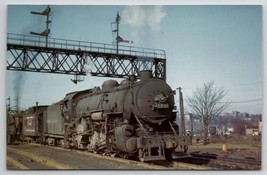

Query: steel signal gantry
left=7, top=33, right=166, bottom=82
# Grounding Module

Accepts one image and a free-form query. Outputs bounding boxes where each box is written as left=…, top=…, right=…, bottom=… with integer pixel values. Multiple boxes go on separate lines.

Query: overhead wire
left=174, top=82, right=263, bottom=105
left=218, top=99, right=262, bottom=104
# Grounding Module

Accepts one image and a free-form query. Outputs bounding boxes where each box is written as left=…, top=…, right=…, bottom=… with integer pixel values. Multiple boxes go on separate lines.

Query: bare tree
left=187, top=81, right=229, bottom=144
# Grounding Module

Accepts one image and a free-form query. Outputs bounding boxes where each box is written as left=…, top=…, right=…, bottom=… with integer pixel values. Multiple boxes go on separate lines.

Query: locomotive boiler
left=57, top=70, right=191, bottom=161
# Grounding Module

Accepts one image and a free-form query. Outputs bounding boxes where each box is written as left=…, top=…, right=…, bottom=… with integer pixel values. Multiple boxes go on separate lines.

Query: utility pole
left=189, top=113, right=194, bottom=141
left=178, top=87, right=186, bottom=136
left=30, top=5, right=51, bottom=47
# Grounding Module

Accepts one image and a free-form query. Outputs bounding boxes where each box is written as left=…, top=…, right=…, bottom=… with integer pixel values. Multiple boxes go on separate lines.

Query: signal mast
left=111, top=12, right=133, bottom=54
left=30, top=5, right=52, bottom=47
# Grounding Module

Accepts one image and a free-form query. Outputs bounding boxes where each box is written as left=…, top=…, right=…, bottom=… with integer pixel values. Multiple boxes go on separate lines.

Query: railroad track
left=216, top=156, right=261, bottom=166
left=7, top=146, right=74, bottom=169
left=8, top=143, right=260, bottom=170
left=7, top=144, right=213, bottom=170
left=188, top=152, right=261, bottom=170
left=208, top=158, right=261, bottom=170
left=67, top=145, right=215, bottom=170
left=7, top=156, right=29, bottom=170
left=39, top=144, right=213, bottom=170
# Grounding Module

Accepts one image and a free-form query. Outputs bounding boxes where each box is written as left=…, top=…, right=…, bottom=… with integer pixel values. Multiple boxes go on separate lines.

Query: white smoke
left=121, top=6, right=166, bottom=45
left=83, top=56, right=95, bottom=88
left=147, top=6, right=166, bottom=33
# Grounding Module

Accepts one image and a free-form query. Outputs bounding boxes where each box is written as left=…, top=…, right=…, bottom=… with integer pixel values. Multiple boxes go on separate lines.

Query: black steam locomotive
left=7, top=70, right=191, bottom=162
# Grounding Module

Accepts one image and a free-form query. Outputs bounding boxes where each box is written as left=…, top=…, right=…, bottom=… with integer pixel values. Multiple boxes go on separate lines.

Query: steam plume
left=121, top=6, right=166, bottom=45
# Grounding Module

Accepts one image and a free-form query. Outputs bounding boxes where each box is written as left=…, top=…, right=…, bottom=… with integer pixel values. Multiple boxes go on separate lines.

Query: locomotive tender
left=7, top=105, right=47, bottom=144
left=8, top=70, right=191, bottom=162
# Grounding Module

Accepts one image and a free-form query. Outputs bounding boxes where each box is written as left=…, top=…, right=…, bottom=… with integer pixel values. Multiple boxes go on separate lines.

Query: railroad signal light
left=30, top=5, right=51, bottom=47
left=111, top=12, right=134, bottom=54
left=31, top=5, right=51, bottom=16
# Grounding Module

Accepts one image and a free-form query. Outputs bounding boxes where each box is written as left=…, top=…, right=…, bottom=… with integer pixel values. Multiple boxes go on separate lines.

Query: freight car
left=8, top=70, right=192, bottom=162
left=7, top=105, right=48, bottom=144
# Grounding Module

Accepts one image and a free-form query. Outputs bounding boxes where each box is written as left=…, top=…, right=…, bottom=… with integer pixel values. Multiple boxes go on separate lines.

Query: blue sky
left=6, top=5, right=262, bottom=114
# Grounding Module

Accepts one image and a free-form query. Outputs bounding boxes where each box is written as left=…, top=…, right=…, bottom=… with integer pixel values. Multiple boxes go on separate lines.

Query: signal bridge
left=7, top=33, right=166, bottom=83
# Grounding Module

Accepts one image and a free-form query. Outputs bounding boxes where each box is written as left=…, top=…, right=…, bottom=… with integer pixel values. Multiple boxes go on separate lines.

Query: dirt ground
left=187, top=136, right=261, bottom=160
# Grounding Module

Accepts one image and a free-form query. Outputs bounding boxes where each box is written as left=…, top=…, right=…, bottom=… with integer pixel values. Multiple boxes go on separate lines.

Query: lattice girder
left=7, top=33, right=166, bottom=80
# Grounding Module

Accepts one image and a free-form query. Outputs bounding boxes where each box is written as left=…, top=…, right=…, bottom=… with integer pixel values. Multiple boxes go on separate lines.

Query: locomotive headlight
left=155, top=93, right=167, bottom=103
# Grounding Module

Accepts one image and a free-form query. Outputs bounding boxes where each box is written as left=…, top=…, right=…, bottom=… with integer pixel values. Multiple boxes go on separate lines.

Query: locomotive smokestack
left=140, top=70, right=152, bottom=81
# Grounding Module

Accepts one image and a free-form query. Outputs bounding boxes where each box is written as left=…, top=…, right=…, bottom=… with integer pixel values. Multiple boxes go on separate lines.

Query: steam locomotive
left=7, top=70, right=191, bottom=162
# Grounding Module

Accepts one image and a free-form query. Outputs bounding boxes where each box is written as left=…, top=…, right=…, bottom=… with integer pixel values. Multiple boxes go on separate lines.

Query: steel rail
left=7, top=156, right=29, bottom=170
left=26, top=143, right=213, bottom=170
left=7, top=146, right=74, bottom=169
